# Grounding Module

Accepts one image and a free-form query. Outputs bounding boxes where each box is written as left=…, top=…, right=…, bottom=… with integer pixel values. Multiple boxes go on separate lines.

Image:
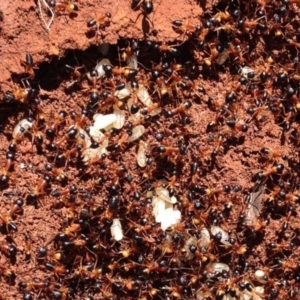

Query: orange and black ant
left=20, top=53, right=36, bottom=81
left=87, top=12, right=111, bottom=35
left=255, top=163, right=284, bottom=182
left=49, top=0, right=78, bottom=15
left=171, top=18, right=197, bottom=42
left=0, top=199, right=23, bottom=232
left=4, top=84, right=37, bottom=103
left=131, top=0, right=156, bottom=33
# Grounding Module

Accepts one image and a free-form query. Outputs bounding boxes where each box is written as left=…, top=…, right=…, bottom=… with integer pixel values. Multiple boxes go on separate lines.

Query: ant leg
left=131, top=11, right=143, bottom=25
left=131, top=0, right=143, bottom=11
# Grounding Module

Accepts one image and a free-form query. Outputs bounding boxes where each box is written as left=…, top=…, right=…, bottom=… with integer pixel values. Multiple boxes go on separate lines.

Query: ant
left=37, top=246, right=65, bottom=263
left=24, top=233, right=32, bottom=262
left=65, top=64, right=85, bottom=87
left=147, top=41, right=181, bottom=56
left=281, top=110, right=295, bottom=131
left=119, top=40, right=139, bottom=66
left=45, top=110, right=67, bottom=139
left=244, top=218, right=269, bottom=235
left=247, top=103, right=270, bottom=123
left=47, top=165, right=68, bottom=184
left=255, top=163, right=284, bottom=182
left=171, top=19, right=197, bottom=42
left=226, top=237, right=247, bottom=256
left=286, top=38, right=300, bottom=50
left=228, top=43, right=247, bottom=64
left=237, top=16, right=266, bottom=33
left=210, top=133, right=227, bottom=156
left=27, top=175, right=51, bottom=204
left=154, top=76, right=172, bottom=98
left=61, top=222, right=81, bottom=237
left=111, top=66, right=138, bottom=79
left=87, top=12, right=111, bottom=37
left=199, top=185, right=231, bottom=199
left=45, top=262, right=68, bottom=277
left=225, top=119, right=248, bottom=133
left=193, top=26, right=209, bottom=46
left=265, top=186, right=281, bottom=205
left=18, top=278, right=50, bottom=292
left=20, top=53, right=36, bottom=81
left=213, top=7, right=232, bottom=23
left=0, top=198, right=24, bottom=231
left=272, top=259, right=300, bottom=273
left=0, top=266, right=15, bottom=283
left=0, top=151, right=15, bottom=186
left=140, top=103, right=160, bottom=115
left=0, top=240, right=17, bottom=258
left=86, top=69, right=101, bottom=105
left=260, top=147, right=282, bottom=162
left=49, top=0, right=78, bottom=15
left=202, top=44, right=221, bottom=67
left=165, top=101, right=192, bottom=118
left=267, top=241, right=295, bottom=254
left=4, top=84, right=37, bottom=103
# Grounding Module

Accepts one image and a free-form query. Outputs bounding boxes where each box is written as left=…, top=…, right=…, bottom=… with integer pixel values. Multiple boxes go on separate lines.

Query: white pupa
left=127, top=125, right=145, bottom=142
left=137, top=140, right=147, bottom=168
left=110, top=218, right=123, bottom=241
left=93, top=113, right=117, bottom=130
left=137, top=85, right=153, bottom=107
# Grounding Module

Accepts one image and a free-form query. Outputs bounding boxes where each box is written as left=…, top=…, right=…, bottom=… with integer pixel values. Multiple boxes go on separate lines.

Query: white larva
left=198, top=227, right=210, bottom=248
left=137, top=140, right=147, bottom=167
left=152, top=196, right=166, bottom=223
left=254, top=269, right=268, bottom=284
left=82, top=138, right=108, bottom=163
left=241, top=286, right=264, bottom=300
left=148, top=105, right=162, bottom=117
left=127, top=125, right=145, bottom=142
left=87, top=58, right=111, bottom=81
left=160, top=203, right=181, bottom=231
left=128, top=111, right=143, bottom=125
left=137, top=85, right=153, bottom=107
left=209, top=262, right=230, bottom=274
left=182, top=237, right=197, bottom=261
left=13, top=119, right=34, bottom=139
left=216, top=49, right=229, bottom=65
left=93, top=113, right=117, bottom=130
left=114, top=86, right=131, bottom=99
left=240, top=66, right=254, bottom=77
left=112, top=105, right=126, bottom=130
left=95, top=58, right=111, bottom=78
left=88, top=126, right=105, bottom=142
left=110, top=218, right=123, bottom=241
left=77, top=128, right=92, bottom=148
left=211, top=225, right=231, bottom=247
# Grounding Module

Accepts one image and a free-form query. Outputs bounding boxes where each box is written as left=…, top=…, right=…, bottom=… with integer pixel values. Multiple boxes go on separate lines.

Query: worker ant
left=131, top=0, right=155, bottom=34
left=86, top=12, right=111, bottom=39
left=48, top=0, right=79, bottom=16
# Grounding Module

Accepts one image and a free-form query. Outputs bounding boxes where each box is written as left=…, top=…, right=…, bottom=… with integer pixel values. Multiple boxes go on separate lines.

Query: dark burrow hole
left=8, top=39, right=197, bottom=93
